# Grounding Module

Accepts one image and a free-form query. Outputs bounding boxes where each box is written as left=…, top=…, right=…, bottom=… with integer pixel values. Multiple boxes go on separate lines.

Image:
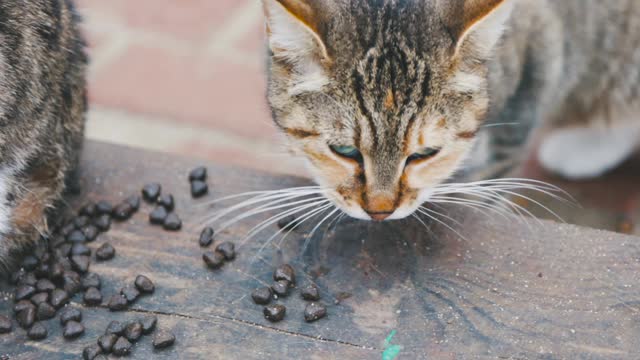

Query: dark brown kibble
left=142, top=183, right=162, bottom=202
left=21, top=256, right=39, bottom=271
left=125, top=322, right=143, bottom=342
left=157, top=194, right=175, bottom=211
left=96, top=201, right=113, bottom=215
left=62, top=271, right=82, bottom=295
left=61, top=222, right=77, bottom=237
left=71, top=243, right=91, bottom=256
left=84, top=287, right=103, bottom=306
left=51, top=288, right=70, bottom=308
left=216, top=242, right=236, bottom=260
left=10, top=268, right=26, bottom=284
left=67, top=229, right=87, bottom=243
left=16, top=307, right=36, bottom=328
left=271, top=280, right=290, bottom=297
left=96, top=243, right=115, bottom=261
left=35, top=263, right=51, bottom=278
left=304, top=302, right=327, bottom=322
left=153, top=330, right=176, bottom=349
left=202, top=251, right=225, bottom=269
left=19, top=272, right=37, bottom=287
left=121, top=285, right=140, bottom=303
left=273, top=264, right=295, bottom=285
left=134, top=275, right=155, bottom=294
left=106, top=320, right=126, bottom=335
left=71, top=255, right=90, bottom=273
left=163, top=213, right=182, bottom=231
left=50, top=262, right=65, bottom=280
left=80, top=202, right=97, bottom=217
left=15, top=285, right=36, bottom=301
left=251, top=287, right=272, bottom=305
left=198, top=227, right=214, bottom=247
left=301, top=284, right=321, bottom=301
left=82, top=225, right=99, bottom=242
left=14, top=300, right=34, bottom=314
left=263, top=304, right=286, bottom=322
left=112, top=202, right=134, bottom=221
left=0, top=315, right=12, bottom=334
left=55, top=243, right=72, bottom=259
left=83, top=344, right=103, bottom=360
left=31, top=292, right=49, bottom=305
left=27, top=322, right=48, bottom=340
left=189, top=166, right=207, bottom=182
left=98, top=333, right=118, bottom=352
left=94, top=214, right=111, bottom=232
left=112, top=337, right=132, bottom=356
left=125, top=195, right=141, bottom=211
left=191, top=180, right=208, bottom=198
left=149, top=206, right=168, bottom=225
left=108, top=294, right=128, bottom=311
left=277, top=215, right=297, bottom=229
left=82, top=272, right=101, bottom=289
left=63, top=320, right=85, bottom=339
left=36, top=302, right=56, bottom=320
left=140, top=316, right=157, bottom=335
left=74, top=216, right=91, bottom=228
left=59, top=307, right=82, bottom=325
left=36, top=278, right=56, bottom=293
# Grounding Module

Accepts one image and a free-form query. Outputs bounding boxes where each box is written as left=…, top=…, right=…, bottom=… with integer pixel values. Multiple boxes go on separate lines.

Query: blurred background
left=76, top=0, right=302, bottom=176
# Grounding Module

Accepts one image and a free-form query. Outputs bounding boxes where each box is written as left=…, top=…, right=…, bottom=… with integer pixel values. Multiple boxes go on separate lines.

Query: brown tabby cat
left=0, top=0, right=87, bottom=269
left=263, top=0, right=640, bottom=221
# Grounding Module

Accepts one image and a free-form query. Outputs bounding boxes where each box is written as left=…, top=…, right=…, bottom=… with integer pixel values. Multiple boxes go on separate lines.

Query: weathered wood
left=1, top=141, right=640, bottom=359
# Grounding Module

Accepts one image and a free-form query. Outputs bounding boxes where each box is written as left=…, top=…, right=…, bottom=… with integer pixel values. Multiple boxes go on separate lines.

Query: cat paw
left=538, top=124, right=640, bottom=180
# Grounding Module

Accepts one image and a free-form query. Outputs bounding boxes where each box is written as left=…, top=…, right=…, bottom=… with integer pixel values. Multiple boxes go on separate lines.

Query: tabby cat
left=0, top=0, right=87, bottom=268
left=263, top=0, right=640, bottom=221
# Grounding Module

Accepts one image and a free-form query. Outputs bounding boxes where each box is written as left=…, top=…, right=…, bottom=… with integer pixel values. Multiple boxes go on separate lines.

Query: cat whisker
left=197, top=186, right=324, bottom=207
left=415, top=208, right=469, bottom=242
left=301, top=207, right=340, bottom=253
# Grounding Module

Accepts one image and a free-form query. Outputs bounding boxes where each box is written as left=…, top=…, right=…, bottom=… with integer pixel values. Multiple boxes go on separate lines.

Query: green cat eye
left=330, top=145, right=363, bottom=162
left=406, top=147, right=441, bottom=165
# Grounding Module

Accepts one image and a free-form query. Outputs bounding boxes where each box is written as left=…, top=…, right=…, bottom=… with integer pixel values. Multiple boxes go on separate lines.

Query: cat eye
left=406, top=147, right=441, bottom=165
left=330, top=145, right=363, bottom=163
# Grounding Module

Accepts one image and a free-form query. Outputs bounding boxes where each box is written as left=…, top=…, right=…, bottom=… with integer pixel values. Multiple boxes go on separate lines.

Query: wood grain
left=1, top=141, right=639, bottom=359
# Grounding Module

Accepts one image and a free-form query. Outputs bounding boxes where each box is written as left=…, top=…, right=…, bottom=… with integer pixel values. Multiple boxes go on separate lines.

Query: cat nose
left=367, top=211, right=393, bottom=221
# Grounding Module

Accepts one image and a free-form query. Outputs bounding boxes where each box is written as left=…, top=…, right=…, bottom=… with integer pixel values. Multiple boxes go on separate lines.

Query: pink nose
left=367, top=211, right=392, bottom=221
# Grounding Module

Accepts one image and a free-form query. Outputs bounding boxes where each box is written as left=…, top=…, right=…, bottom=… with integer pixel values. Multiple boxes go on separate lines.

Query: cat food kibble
left=141, top=316, right=158, bottom=335
left=67, top=229, right=86, bottom=243
left=112, top=336, right=132, bottom=356
left=36, top=302, right=56, bottom=320
left=84, top=287, right=102, bottom=306
left=82, top=272, right=101, bottom=289
left=30, top=292, right=49, bottom=305
left=63, top=320, right=85, bottom=339
left=112, top=202, right=134, bottom=221
left=142, top=183, right=162, bottom=202
left=95, top=243, right=115, bottom=261
left=35, top=279, right=55, bottom=293
left=199, top=227, right=214, bottom=247
left=62, top=271, right=82, bottom=295
left=125, top=322, right=143, bottom=342
left=121, top=285, right=140, bottom=303
left=149, top=206, right=168, bottom=225
left=98, top=333, right=118, bottom=353
left=71, top=243, right=91, bottom=256
left=107, top=294, right=128, bottom=311
left=157, top=194, right=175, bottom=211
left=80, top=202, right=97, bottom=217
left=202, top=251, right=225, bottom=269
left=82, top=225, right=99, bottom=241
left=271, top=280, right=290, bottom=297
left=153, top=330, right=176, bottom=349
left=13, top=300, right=34, bottom=314
left=16, top=307, right=35, bottom=328
left=304, top=303, right=327, bottom=322
left=163, top=213, right=182, bottom=231
left=134, top=275, right=155, bottom=294
left=50, top=288, right=70, bottom=308
left=273, top=264, right=296, bottom=285
left=96, top=201, right=113, bottom=215
left=71, top=255, right=90, bottom=273
left=59, top=307, right=82, bottom=325
left=27, top=322, right=48, bottom=340
left=216, top=242, right=236, bottom=260
left=125, top=195, right=141, bottom=211
left=190, top=180, right=208, bottom=198
left=83, top=345, right=103, bottom=360
left=94, top=214, right=111, bottom=232
left=188, top=166, right=207, bottom=182
left=251, top=287, right=272, bottom=305
left=301, top=284, right=321, bottom=301
left=74, top=216, right=90, bottom=228
left=263, top=304, right=286, bottom=322
left=0, top=315, right=12, bottom=334
left=15, top=285, right=36, bottom=301
left=106, top=321, right=126, bottom=335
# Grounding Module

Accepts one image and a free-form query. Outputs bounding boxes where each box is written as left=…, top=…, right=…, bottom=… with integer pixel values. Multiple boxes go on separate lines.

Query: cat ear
left=262, top=0, right=330, bottom=64
left=439, top=0, right=514, bottom=57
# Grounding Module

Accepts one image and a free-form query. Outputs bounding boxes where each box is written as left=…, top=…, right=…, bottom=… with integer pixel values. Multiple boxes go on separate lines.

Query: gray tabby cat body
left=0, top=0, right=87, bottom=269
left=263, top=0, right=640, bottom=221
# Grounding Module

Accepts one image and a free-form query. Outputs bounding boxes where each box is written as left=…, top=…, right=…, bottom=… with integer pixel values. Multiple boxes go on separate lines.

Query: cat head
left=263, top=0, right=513, bottom=220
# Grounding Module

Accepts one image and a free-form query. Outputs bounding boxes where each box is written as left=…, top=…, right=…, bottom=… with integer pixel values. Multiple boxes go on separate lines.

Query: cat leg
left=538, top=122, right=640, bottom=180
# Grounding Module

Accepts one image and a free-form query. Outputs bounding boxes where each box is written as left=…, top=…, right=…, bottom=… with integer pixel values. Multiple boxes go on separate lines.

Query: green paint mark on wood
left=382, top=330, right=402, bottom=360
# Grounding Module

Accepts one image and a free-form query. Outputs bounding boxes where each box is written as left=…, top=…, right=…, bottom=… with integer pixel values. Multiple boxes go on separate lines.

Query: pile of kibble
left=0, top=166, right=213, bottom=358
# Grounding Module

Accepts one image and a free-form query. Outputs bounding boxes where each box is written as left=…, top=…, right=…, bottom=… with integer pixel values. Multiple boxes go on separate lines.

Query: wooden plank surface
left=1, top=141, right=640, bottom=359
